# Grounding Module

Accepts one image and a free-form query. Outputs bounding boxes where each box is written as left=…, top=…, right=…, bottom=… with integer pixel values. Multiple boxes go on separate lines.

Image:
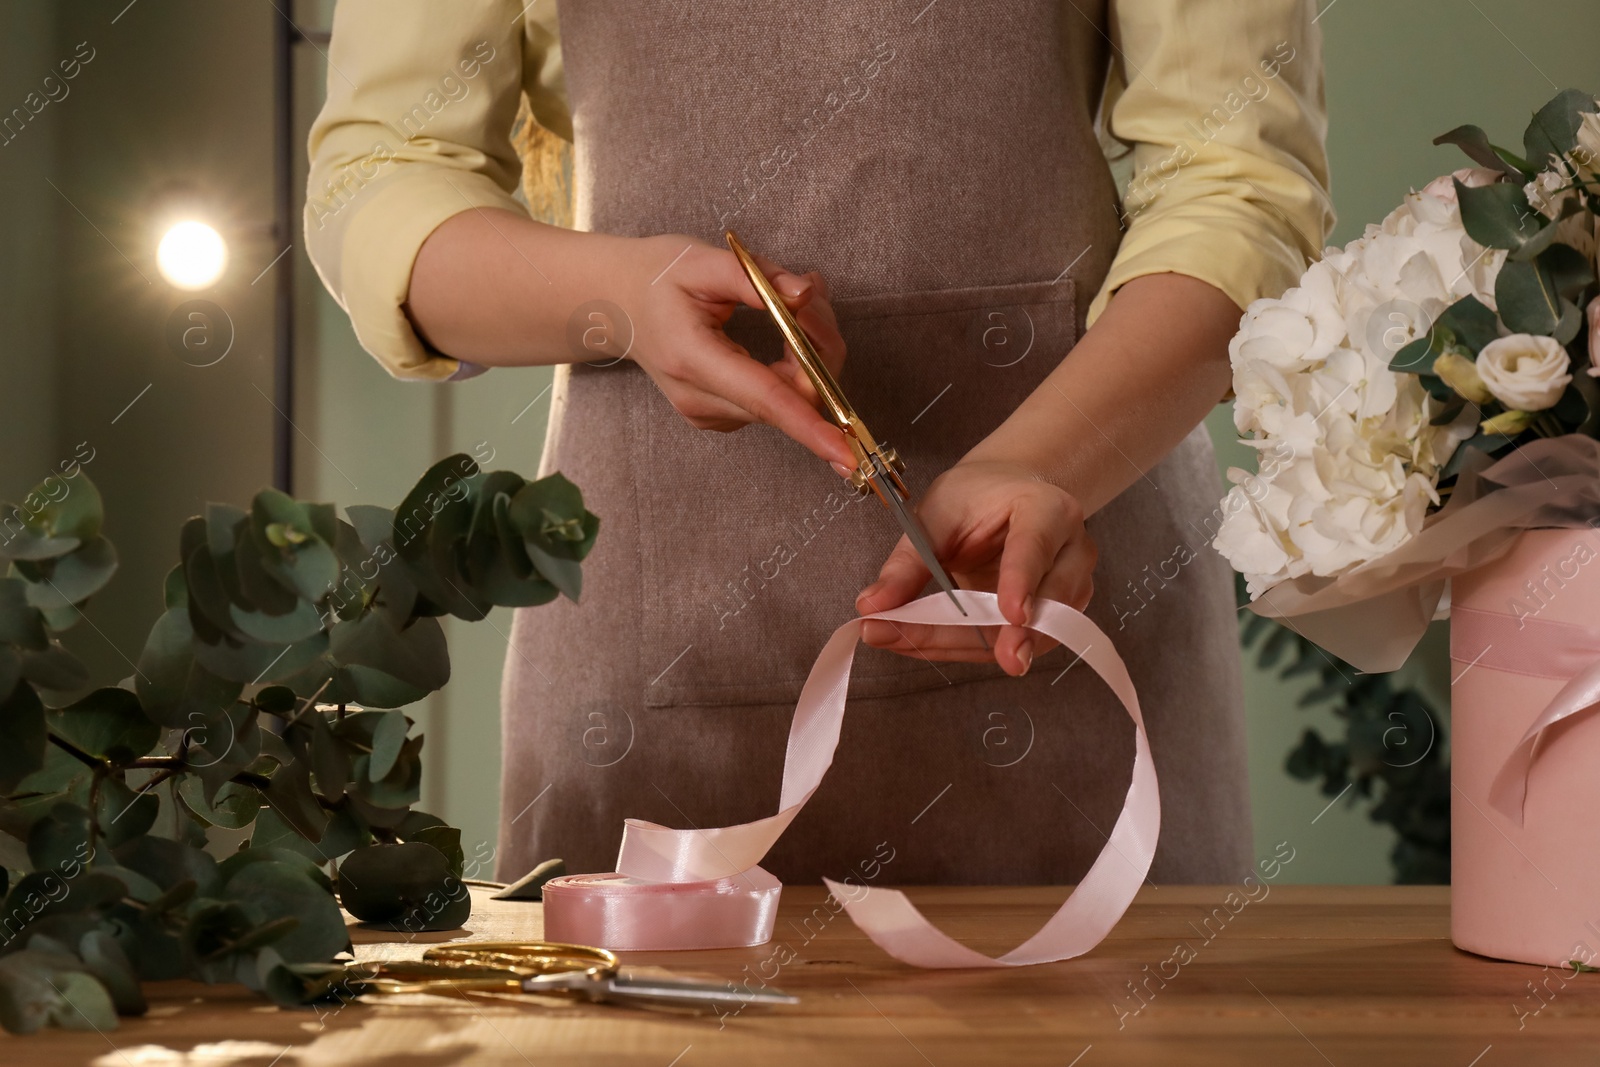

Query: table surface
left=13, top=884, right=1600, bottom=1066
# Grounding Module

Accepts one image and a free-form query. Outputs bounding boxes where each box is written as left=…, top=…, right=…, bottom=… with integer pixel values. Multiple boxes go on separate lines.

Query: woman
left=306, top=0, right=1331, bottom=885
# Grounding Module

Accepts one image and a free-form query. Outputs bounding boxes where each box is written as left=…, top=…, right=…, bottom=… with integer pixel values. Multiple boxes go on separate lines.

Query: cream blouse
left=304, top=0, right=1334, bottom=381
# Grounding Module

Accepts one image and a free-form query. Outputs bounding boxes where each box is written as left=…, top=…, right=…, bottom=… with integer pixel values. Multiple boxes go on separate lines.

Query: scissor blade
left=865, top=465, right=968, bottom=619
left=603, top=974, right=799, bottom=1009
left=521, top=969, right=797, bottom=1010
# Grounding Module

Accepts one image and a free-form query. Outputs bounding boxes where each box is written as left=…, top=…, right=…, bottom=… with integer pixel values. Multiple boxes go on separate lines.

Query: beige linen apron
left=497, top=0, right=1253, bottom=885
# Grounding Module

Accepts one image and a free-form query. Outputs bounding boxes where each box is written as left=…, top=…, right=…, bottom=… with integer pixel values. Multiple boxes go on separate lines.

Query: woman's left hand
left=853, top=458, right=1096, bottom=676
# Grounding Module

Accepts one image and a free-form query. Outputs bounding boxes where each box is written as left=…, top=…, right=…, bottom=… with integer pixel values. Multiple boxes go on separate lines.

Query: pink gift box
left=1451, top=528, right=1600, bottom=966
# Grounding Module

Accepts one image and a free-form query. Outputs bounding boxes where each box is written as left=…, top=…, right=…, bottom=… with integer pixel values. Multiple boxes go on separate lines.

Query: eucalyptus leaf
left=221, top=861, right=349, bottom=965
left=51, top=688, right=159, bottom=764
left=525, top=538, right=583, bottom=602
left=112, top=836, right=218, bottom=897
left=192, top=702, right=263, bottom=804
left=0, top=508, right=80, bottom=563
left=77, top=929, right=146, bottom=1016
left=161, top=563, right=187, bottom=610
left=0, top=680, right=47, bottom=795
left=337, top=665, right=429, bottom=710
left=367, top=710, right=408, bottom=783
left=509, top=473, right=600, bottom=560
left=0, top=579, right=47, bottom=650
left=94, top=778, right=159, bottom=849
left=1541, top=241, right=1596, bottom=299
left=345, top=505, right=418, bottom=624
left=328, top=612, right=449, bottom=693
left=229, top=598, right=324, bottom=646
left=176, top=778, right=259, bottom=829
left=403, top=825, right=464, bottom=879
left=1432, top=123, right=1531, bottom=177
left=261, top=758, right=330, bottom=844
left=249, top=804, right=368, bottom=863
left=190, top=627, right=327, bottom=687
left=350, top=734, right=422, bottom=810
left=17, top=538, right=117, bottom=613
left=134, top=609, right=242, bottom=729
left=10, top=743, right=89, bottom=801
left=91, top=864, right=165, bottom=905
left=338, top=842, right=471, bottom=931
left=1496, top=257, right=1568, bottom=335
left=26, top=803, right=90, bottom=873
left=1437, top=295, right=1502, bottom=355
left=19, top=642, right=91, bottom=696
left=32, top=474, right=103, bottom=544
left=1454, top=178, right=1540, bottom=251
left=1523, top=87, right=1599, bottom=168
left=216, top=846, right=332, bottom=895
left=0, top=951, right=116, bottom=1034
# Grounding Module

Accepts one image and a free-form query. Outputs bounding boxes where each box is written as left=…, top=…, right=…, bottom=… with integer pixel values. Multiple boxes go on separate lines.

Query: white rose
left=1476, top=334, right=1572, bottom=411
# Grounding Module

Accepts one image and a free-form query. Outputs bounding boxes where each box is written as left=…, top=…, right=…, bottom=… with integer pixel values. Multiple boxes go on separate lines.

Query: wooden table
left=17, top=884, right=1600, bottom=1065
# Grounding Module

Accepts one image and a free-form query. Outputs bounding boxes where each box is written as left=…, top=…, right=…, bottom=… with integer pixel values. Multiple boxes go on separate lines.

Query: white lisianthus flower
left=1476, top=334, right=1572, bottom=411
left=1525, top=169, right=1575, bottom=220
left=1573, top=109, right=1600, bottom=179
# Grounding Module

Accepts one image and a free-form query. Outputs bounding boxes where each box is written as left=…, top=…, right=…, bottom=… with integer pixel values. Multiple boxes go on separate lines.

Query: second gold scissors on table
left=335, top=940, right=796, bottom=1013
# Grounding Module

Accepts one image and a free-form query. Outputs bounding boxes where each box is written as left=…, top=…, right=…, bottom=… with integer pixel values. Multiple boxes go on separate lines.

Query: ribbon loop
left=1453, top=606, right=1600, bottom=825
left=569, top=591, right=1159, bottom=968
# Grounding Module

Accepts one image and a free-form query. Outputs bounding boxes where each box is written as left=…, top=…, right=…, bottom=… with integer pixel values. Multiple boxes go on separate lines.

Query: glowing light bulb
left=157, top=220, right=228, bottom=290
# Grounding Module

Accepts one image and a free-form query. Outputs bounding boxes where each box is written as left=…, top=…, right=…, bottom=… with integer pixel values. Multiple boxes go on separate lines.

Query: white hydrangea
left=1216, top=169, right=1499, bottom=598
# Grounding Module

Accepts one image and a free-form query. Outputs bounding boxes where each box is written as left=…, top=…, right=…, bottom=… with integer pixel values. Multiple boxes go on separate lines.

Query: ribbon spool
left=541, top=591, right=1158, bottom=969
left=542, top=870, right=781, bottom=951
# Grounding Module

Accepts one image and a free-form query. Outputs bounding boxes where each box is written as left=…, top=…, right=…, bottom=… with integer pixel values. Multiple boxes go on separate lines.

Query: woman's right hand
left=613, top=234, right=857, bottom=471
left=408, top=211, right=855, bottom=471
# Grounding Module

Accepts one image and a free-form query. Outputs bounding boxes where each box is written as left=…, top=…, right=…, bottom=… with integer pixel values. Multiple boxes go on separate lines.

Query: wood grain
left=13, top=884, right=1600, bottom=1066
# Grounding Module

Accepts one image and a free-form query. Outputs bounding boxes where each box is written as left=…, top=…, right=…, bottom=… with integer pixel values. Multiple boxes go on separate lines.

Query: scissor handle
left=344, top=960, right=527, bottom=996
left=424, top=940, right=617, bottom=979
left=724, top=230, right=855, bottom=428
left=724, top=231, right=915, bottom=510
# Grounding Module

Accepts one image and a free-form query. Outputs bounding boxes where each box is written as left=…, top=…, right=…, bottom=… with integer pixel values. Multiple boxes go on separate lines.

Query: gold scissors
left=725, top=230, right=977, bottom=629
left=332, top=940, right=797, bottom=1013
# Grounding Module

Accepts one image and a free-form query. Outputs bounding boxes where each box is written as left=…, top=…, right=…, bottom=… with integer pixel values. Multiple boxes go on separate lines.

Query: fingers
left=658, top=245, right=852, bottom=467
left=856, top=536, right=931, bottom=615
left=855, top=488, right=1098, bottom=677
left=668, top=331, right=855, bottom=468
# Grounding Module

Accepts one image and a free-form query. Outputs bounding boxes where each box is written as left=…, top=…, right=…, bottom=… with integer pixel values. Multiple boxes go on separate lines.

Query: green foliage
left=1238, top=576, right=1449, bottom=885
left=0, top=454, right=598, bottom=1032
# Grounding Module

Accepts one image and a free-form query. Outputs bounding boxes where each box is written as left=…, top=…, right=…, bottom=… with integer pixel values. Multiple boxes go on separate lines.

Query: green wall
left=0, top=6, right=60, bottom=501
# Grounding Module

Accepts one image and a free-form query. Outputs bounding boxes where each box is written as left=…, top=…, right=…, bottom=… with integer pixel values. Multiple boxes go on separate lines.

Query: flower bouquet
left=1215, top=89, right=1600, bottom=967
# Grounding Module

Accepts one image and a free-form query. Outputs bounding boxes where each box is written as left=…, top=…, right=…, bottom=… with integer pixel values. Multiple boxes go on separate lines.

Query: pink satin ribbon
left=1453, top=606, right=1600, bottom=825
left=543, top=591, right=1158, bottom=969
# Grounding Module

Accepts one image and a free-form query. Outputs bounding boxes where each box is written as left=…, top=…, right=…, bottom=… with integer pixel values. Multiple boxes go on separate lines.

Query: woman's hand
left=407, top=211, right=857, bottom=471
left=617, top=234, right=856, bottom=470
left=854, top=459, right=1096, bottom=677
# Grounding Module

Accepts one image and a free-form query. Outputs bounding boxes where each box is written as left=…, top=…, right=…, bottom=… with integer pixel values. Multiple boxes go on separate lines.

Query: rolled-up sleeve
left=303, top=0, right=567, bottom=380
left=1087, top=0, right=1335, bottom=324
